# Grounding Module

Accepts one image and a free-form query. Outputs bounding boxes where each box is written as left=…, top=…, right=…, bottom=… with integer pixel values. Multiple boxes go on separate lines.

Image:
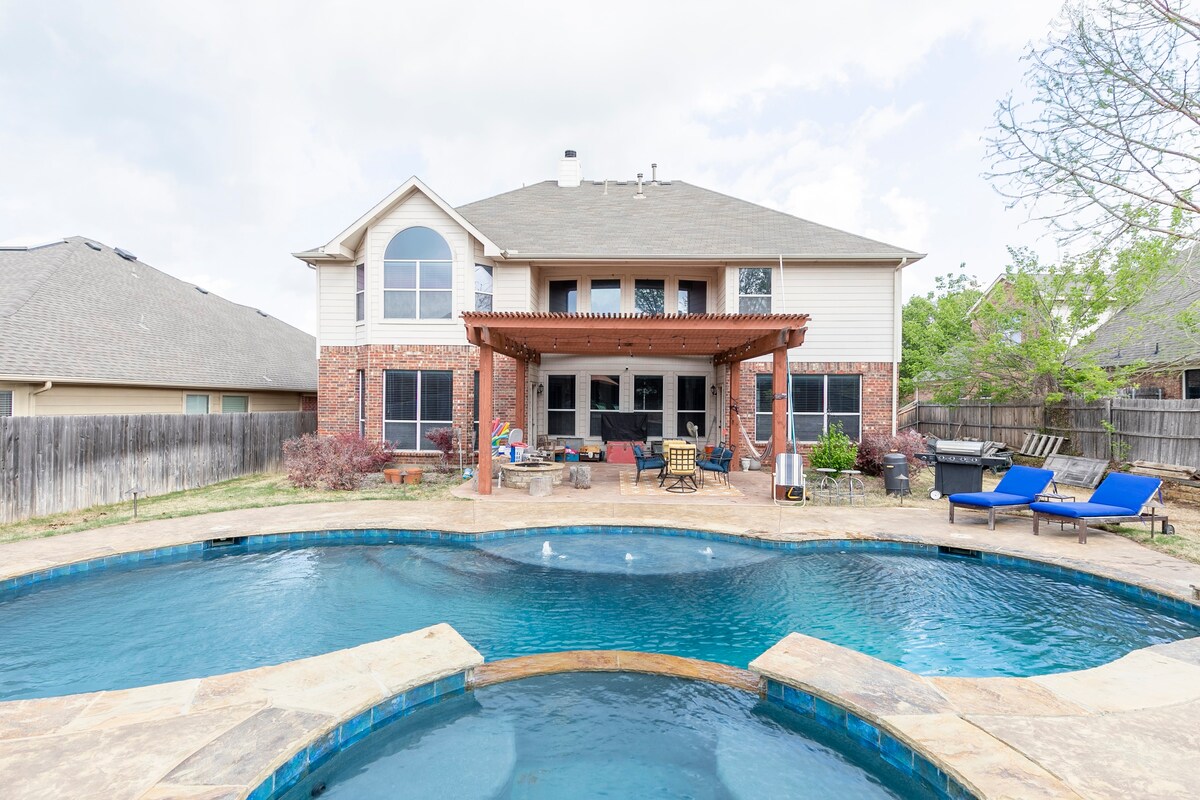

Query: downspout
left=779, top=255, right=795, bottom=454
left=892, top=258, right=908, bottom=435
left=30, top=380, right=52, bottom=415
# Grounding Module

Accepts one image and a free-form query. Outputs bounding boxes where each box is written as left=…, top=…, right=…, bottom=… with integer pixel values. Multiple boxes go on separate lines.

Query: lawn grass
left=0, top=472, right=463, bottom=545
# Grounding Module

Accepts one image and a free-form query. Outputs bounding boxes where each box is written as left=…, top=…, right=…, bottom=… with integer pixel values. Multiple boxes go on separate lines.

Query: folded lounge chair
left=948, top=465, right=1055, bottom=530
left=773, top=453, right=807, bottom=506
left=1029, top=472, right=1169, bottom=544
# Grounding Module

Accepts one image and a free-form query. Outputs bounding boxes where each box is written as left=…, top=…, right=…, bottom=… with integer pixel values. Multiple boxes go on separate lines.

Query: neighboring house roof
left=1089, top=246, right=1200, bottom=369
left=0, top=238, right=317, bottom=392
left=455, top=180, right=924, bottom=261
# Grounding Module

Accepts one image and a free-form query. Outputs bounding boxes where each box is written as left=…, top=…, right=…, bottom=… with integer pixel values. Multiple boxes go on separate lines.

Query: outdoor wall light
left=710, top=385, right=718, bottom=396
left=536, top=383, right=544, bottom=394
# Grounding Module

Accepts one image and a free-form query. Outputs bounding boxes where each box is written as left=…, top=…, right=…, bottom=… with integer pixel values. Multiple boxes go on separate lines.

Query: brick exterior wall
left=319, top=345, right=516, bottom=460
left=736, top=360, right=894, bottom=453
left=1130, top=369, right=1186, bottom=399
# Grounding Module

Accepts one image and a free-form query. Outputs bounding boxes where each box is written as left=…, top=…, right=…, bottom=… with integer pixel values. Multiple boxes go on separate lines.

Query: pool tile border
left=766, top=678, right=975, bottom=800
left=4, top=525, right=1197, bottom=623
left=246, top=671, right=468, bottom=800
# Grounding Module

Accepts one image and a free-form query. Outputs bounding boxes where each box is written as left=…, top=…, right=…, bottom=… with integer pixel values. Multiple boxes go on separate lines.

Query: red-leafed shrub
left=855, top=431, right=928, bottom=477
left=424, top=427, right=456, bottom=472
left=283, top=433, right=393, bottom=490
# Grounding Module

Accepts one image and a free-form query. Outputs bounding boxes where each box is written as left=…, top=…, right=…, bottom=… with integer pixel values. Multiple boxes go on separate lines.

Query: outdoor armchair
left=947, top=465, right=1055, bottom=530
left=698, top=447, right=734, bottom=487
left=1029, top=472, right=1168, bottom=544
left=632, top=444, right=666, bottom=485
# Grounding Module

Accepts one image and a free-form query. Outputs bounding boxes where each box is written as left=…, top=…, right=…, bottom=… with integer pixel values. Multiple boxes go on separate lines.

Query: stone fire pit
left=499, top=461, right=565, bottom=489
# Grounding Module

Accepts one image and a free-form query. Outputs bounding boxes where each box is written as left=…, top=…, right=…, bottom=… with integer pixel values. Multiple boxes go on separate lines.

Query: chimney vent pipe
left=651, top=163, right=658, bottom=183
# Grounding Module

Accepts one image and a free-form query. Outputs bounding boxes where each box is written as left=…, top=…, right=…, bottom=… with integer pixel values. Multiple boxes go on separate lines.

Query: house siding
left=0, top=382, right=306, bottom=416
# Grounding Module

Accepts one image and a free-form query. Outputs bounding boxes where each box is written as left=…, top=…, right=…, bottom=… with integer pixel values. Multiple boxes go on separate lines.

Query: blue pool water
left=278, top=673, right=937, bottom=800
left=1, top=531, right=1197, bottom=699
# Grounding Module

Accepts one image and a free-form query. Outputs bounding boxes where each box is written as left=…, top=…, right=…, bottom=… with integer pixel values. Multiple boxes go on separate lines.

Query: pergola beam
left=712, top=327, right=806, bottom=366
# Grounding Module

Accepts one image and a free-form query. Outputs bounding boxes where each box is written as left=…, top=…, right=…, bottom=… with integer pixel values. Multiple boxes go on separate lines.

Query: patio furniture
left=947, top=465, right=1055, bottom=530
left=662, top=442, right=698, bottom=493
left=839, top=469, right=865, bottom=505
left=814, top=468, right=840, bottom=504
left=1030, top=472, right=1171, bottom=544
left=773, top=453, right=807, bottom=506
left=633, top=444, right=666, bottom=485
left=698, top=446, right=734, bottom=487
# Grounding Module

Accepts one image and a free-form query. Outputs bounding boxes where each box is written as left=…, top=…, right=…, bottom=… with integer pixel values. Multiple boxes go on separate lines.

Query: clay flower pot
left=383, top=468, right=403, bottom=484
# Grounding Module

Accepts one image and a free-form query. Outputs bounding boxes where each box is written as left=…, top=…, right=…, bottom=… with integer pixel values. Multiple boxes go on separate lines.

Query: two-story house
left=295, top=151, right=923, bottom=491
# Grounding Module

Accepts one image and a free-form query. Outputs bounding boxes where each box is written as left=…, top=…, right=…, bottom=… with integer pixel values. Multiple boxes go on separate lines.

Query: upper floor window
left=739, top=268, right=772, bottom=314
left=678, top=280, right=707, bottom=314
left=355, top=264, right=365, bottom=322
left=474, top=265, right=493, bottom=311
left=549, top=280, right=577, bottom=313
left=591, top=279, right=621, bottom=314
left=634, top=280, right=664, bottom=315
left=383, top=227, right=452, bottom=320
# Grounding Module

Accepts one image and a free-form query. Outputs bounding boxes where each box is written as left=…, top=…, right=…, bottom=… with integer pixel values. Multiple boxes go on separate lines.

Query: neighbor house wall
left=0, top=382, right=305, bottom=416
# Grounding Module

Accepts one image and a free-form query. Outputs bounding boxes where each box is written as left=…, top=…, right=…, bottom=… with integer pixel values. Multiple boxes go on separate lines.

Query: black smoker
left=914, top=439, right=1012, bottom=500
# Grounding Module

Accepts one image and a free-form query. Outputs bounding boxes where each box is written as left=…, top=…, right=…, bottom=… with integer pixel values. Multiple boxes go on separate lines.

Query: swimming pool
left=276, top=672, right=939, bottom=800
left=1, top=529, right=1196, bottom=700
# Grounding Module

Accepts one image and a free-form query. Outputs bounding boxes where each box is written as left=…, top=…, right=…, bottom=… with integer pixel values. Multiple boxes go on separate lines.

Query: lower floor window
left=384, top=369, right=453, bottom=450
left=589, top=374, right=621, bottom=436
left=221, top=395, right=248, bottom=413
left=634, top=375, right=663, bottom=437
left=1186, top=369, right=1200, bottom=400
left=0, top=390, right=11, bottom=416
left=547, top=375, right=576, bottom=436
left=755, top=374, right=861, bottom=442
left=185, top=394, right=209, bottom=414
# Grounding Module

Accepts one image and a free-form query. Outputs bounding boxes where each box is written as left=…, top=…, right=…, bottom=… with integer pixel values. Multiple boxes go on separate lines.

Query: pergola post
left=477, top=342, right=494, bottom=495
left=728, top=361, right=742, bottom=471
left=772, top=344, right=788, bottom=457
left=514, top=357, right=527, bottom=435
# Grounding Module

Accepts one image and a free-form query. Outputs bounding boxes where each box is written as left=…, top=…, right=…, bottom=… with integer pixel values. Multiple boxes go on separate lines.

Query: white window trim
left=184, top=394, right=210, bottom=414
left=357, top=370, right=366, bottom=438
left=738, top=267, right=772, bottom=314
left=754, top=374, right=863, bottom=443
left=588, top=278, right=623, bottom=315
left=474, top=264, right=494, bottom=312
left=675, top=374, right=708, bottom=438
left=382, top=369, right=453, bottom=452
left=355, top=264, right=365, bottom=324
left=546, top=374, right=577, bottom=436
left=220, top=394, right=250, bottom=413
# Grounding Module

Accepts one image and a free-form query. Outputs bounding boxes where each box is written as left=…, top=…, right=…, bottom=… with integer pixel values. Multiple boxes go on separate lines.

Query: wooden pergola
left=462, top=312, right=810, bottom=494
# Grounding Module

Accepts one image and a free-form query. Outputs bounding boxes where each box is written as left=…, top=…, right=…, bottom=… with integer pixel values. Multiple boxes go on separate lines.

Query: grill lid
left=929, top=439, right=1004, bottom=457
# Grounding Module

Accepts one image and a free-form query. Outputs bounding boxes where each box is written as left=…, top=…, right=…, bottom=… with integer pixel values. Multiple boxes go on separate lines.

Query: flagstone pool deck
left=1, top=500, right=1198, bottom=799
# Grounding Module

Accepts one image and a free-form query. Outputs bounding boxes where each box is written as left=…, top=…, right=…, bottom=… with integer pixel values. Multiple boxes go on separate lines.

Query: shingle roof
left=455, top=180, right=923, bottom=260
left=1089, top=246, right=1200, bottom=368
left=0, top=238, right=317, bottom=391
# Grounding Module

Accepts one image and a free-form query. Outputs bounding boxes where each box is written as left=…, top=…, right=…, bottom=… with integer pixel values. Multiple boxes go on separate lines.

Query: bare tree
left=988, top=0, right=1200, bottom=246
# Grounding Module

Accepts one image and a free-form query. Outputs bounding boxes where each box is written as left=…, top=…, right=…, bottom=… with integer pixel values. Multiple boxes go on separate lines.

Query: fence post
left=1105, top=398, right=1114, bottom=462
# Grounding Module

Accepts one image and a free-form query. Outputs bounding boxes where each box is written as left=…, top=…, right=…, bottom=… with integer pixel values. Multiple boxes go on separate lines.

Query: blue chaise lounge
left=948, top=465, right=1055, bottom=530
left=1030, top=472, right=1166, bottom=544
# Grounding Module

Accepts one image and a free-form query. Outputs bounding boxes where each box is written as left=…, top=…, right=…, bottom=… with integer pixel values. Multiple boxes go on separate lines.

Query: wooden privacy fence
left=0, top=411, right=316, bottom=523
left=905, top=399, right=1200, bottom=469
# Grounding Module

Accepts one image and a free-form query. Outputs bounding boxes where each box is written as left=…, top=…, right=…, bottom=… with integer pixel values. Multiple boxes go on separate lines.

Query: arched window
left=383, top=227, right=453, bottom=319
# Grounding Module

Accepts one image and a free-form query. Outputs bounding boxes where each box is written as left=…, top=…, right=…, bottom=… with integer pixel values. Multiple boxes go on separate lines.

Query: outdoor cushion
left=1028, top=501, right=1139, bottom=518
left=991, top=465, right=1055, bottom=498
left=948, top=491, right=1036, bottom=508
left=1088, top=472, right=1161, bottom=510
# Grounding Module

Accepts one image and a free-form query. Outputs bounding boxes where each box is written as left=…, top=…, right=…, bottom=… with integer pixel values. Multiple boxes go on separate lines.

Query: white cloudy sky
left=0, top=0, right=1067, bottom=333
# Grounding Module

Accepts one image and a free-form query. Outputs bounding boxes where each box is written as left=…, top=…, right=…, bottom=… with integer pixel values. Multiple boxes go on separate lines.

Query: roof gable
left=294, top=177, right=502, bottom=263
left=0, top=238, right=317, bottom=391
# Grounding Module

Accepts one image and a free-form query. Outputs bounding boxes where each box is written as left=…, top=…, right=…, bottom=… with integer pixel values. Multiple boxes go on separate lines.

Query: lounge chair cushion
left=1088, top=472, right=1161, bottom=510
left=1028, top=501, right=1139, bottom=518
left=948, top=492, right=1035, bottom=508
left=991, top=465, right=1055, bottom=498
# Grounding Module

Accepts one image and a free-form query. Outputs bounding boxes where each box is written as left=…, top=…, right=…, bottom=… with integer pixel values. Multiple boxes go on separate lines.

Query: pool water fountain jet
left=541, top=541, right=554, bottom=557
left=701, top=547, right=714, bottom=557
left=625, top=553, right=634, bottom=562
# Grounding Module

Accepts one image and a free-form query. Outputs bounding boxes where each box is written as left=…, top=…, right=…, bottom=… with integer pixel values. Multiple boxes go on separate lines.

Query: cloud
left=0, top=0, right=1064, bottom=331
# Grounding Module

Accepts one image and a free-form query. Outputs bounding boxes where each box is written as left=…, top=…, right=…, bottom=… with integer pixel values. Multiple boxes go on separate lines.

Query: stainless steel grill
left=915, top=439, right=1012, bottom=499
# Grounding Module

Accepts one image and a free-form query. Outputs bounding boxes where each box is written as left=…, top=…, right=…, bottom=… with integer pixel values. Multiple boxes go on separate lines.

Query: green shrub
left=809, top=422, right=859, bottom=471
